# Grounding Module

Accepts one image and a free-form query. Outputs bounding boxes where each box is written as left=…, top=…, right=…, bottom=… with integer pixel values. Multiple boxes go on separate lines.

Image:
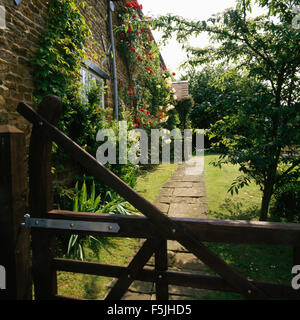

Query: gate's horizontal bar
left=52, top=258, right=300, bottom=300
left=48, top=210, right=300, bottom=246
left=22, top=214, right=120, bottom=233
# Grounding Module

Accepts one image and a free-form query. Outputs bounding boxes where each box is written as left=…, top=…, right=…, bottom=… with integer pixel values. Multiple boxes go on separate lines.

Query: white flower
left=172, top=88, right=176, bottom=93
left=173, top=95, right=177, bottom=100
left=166, top=104, right=175, bottom=111
left=156, top=85, right=161, bottom=89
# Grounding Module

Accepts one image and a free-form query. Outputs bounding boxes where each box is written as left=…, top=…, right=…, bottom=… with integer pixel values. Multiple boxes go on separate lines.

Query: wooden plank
left=294, top=246, right=300, bottom=265
left=49, top=210, right=300, bottom=246
left=0, top=126, right=31, bottom=300
left=155, top=239, right=168, bottom=300
left=28, top=95, right=63, bottom=300
left=105, top=239, right=160, bottom=300
left=53, top=258, right=300, bottom=300
left=18, top=101, right=268, bottom=299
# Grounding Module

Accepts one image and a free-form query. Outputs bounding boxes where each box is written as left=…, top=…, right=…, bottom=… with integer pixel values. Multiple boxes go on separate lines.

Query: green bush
left=176, top=96, right=194, bottom=129
left=271, top=182, right=300, bottom=222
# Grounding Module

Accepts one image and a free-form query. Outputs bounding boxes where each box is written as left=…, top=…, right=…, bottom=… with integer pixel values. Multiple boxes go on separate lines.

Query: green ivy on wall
left=31, top=0, right=106, bottom=157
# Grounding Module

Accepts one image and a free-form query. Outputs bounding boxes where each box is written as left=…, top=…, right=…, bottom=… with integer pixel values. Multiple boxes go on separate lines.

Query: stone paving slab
left=124, top=159, right=208, bottom=300
left=172, top=187, right=204, bottom=197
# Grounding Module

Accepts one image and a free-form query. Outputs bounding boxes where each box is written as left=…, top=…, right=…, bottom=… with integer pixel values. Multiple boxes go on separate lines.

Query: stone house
left=0, top=0, right=134, bottom=146
left=0, top=0, right=149, bottom=189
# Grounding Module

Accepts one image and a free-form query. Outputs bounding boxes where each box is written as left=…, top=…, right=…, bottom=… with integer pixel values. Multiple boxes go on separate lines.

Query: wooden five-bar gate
left=1, top=95, right=300, bottom=300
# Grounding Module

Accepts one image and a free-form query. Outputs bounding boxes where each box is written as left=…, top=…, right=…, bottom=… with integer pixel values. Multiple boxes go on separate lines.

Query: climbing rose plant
left=116, top=1, right=177, bottom=129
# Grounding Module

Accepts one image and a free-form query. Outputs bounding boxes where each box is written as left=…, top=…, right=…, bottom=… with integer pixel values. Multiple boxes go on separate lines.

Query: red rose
left=136, top=117, right=140, bottom=121
left=120, top=32, right=125, bottom=38
left=125, top=2, right=132, bottom=9
left=139, top=4, right=143, bottom=9
left=137, top=56, right=142, bottom=61
left=151, top=115, right=154, bottom=118
left=130, top=47, right=136, bottom=53
left=146, top=29, right=150, bottom=33
left=136, top=31, right=139, bottom=36
left=140, top=124, right=143, bottom=127
left=146, top=110, right=150, bottom=115
left=135, top=123, right=139, bottom=128
left=127, top=25, right=132, bottom=33
left=149, top=120, right=152, bottom=125
left=145, top=66, right=153, bottom=73
left=162, top=65, right=166, bottom=71
left=141, top=28, right=144, bottom=32
left=149, top=34, right=153, bottom=42
left=140, top=108, right=145, bottom=112
left=172, top=72, right=176, bottom=76
left=129, top=91, right=134, bottom=96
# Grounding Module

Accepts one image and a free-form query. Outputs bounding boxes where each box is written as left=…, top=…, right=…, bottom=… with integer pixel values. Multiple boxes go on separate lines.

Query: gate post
left=29, top=95, right=63, bottom=300
left=0, top=125, right=32, bottom=300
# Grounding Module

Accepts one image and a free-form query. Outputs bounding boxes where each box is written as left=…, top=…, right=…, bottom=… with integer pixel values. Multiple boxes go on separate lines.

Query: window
left=80, top=66, right=105, bottom=109
left=80, top=61, right=110, bottom=109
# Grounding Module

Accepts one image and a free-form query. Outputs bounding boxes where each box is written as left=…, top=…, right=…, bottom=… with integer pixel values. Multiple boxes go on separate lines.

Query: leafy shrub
left=271, top=182, right=300, bottom=222
left=176, top=96, right=194, bottom=129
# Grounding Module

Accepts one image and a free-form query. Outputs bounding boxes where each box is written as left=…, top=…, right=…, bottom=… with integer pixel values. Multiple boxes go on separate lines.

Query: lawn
left=202, top=153, right=293, bottom=300
left=57, top=163, right=178, bottom=299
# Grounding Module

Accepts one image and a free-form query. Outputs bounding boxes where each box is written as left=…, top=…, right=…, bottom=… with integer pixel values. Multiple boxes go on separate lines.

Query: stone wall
left=0, top=0, right=132, bottom=202
left=0, top=0, right=130, bottom=141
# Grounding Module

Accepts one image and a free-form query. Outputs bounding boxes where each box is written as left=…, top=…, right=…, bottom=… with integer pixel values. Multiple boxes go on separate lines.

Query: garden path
left=121, top=156, right=214, bottom=300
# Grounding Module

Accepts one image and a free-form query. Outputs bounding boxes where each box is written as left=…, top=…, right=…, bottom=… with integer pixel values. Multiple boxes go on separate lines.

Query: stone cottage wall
left=0, top=0, right=131, bottom=199
left=0, top=0, right=130, bottom=142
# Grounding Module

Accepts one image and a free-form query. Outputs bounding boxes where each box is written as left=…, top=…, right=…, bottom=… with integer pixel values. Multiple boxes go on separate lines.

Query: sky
left=139, top=0, right=266, bottom=78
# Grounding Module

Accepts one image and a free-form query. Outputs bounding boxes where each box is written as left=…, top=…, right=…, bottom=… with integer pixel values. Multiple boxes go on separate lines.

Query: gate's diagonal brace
left=105, top=238, right=161, bottom=300
left=17, top=100, right=269, bottom=300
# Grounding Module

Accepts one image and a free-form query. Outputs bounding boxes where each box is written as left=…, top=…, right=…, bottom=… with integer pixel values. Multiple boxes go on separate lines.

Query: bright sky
left=139, top=0, right=266, bottom=77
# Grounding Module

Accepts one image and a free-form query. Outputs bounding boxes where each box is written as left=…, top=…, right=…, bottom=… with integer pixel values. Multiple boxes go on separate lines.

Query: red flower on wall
left=172, top=72, right=176, bottom=76
left=130, top=47, right=136, bottom=53
left=149, top=120, right=152, bottom=125
left=145, top=66, right=153, bottom=73
left=137, top=56, right=143, bottom=61
left=140, top=108, right=145, bottom=112
left=135, top=124, right=139, bottom=128
left=136, top=117, right=140, bottom=121
left=120, top=32, right=125, bottom=38
left=162, top=65, right=166, bottom=71
left=127, top=25, right=132, bottom=33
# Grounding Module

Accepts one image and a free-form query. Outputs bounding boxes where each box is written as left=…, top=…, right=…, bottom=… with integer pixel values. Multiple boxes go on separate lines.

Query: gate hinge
left=21, top=214, right=120, bottom=233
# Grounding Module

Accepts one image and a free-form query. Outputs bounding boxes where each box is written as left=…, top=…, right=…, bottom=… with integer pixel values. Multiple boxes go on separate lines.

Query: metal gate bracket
left=22, top=214, right=120, bottom=233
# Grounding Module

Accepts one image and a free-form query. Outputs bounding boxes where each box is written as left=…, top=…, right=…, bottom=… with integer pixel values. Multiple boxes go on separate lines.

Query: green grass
left=57, top=163, right=178, bottom=299
left=134, top=163, right=178, bottom=203
left=202, top=154, right=293, bottom=300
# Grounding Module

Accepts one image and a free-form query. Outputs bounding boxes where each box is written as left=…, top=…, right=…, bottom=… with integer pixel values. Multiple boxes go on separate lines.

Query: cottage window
left=80, top=61, right=110, bottom=109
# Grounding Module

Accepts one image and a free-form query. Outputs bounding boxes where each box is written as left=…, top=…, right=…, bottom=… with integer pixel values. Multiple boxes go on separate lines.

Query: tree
left=155, top=0, right=300, bottom=220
